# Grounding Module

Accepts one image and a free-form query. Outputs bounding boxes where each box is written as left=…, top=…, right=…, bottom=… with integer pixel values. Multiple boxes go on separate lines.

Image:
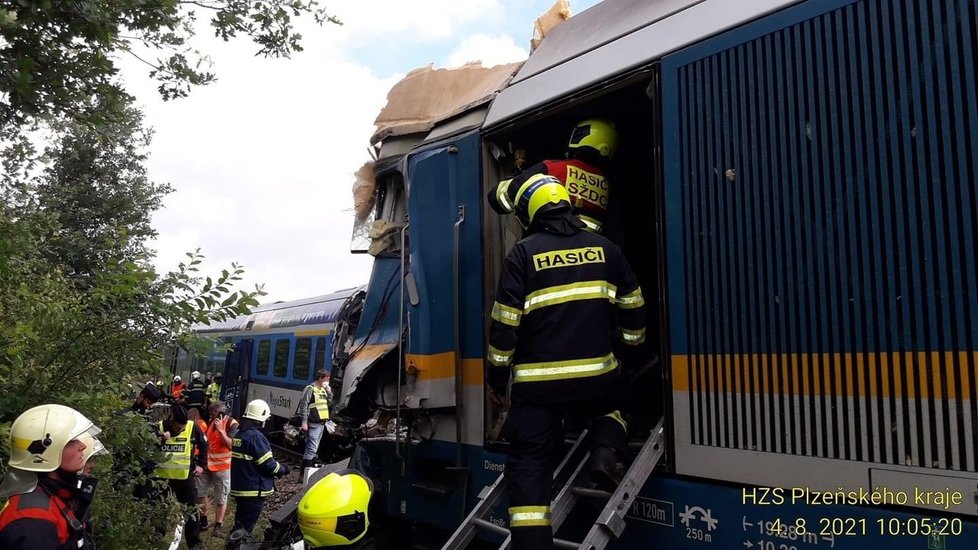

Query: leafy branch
left=0, top=0, right=341, bottom=136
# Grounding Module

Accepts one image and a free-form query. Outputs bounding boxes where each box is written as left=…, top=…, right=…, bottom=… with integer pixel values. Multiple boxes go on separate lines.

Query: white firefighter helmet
left=243, top=399, right=271, bottom=422
left=7, top=404, right=101, bottom=473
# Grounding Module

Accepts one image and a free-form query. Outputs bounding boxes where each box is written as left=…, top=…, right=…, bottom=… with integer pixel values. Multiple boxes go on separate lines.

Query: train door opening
left=482, top=70, right=668, bottom=444
left=222, top=338, right=253, bottom=418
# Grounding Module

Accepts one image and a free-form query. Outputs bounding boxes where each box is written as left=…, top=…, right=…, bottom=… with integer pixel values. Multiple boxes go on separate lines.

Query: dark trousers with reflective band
left=502, top=399, right=627, bottom=550
left=232, top=496, right=264, bottom=534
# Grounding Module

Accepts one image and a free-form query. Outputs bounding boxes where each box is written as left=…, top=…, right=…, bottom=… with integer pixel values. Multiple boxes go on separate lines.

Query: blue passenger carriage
left=173, top=288, right=365, bottom=429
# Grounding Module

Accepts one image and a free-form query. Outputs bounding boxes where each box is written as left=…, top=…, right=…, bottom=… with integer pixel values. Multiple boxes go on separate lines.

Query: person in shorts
left=195, top=401, right=238, bottom=532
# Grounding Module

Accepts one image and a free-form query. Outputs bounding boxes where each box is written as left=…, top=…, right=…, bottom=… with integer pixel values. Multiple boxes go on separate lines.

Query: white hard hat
left=7, top=404, right=101, bottom=473
left=243, top=399, right=271, bottom=422
left=191, top=371, right=201, bottom=380
left=173, top=375, right=182, bottom=382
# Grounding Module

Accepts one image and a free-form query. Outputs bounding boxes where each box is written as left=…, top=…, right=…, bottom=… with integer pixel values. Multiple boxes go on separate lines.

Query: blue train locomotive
left=321, top=0, right=978, bottom=548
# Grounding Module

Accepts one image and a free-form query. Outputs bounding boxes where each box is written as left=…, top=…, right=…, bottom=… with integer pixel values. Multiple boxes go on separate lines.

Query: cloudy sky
left=122, top=0, right=600, bottom=304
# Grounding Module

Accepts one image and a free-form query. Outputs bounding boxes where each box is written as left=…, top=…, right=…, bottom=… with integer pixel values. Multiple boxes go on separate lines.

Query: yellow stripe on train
left=293, top=329, right=331, bottom=337
left=671, top=352, right=976, bottom=399
left=405, top=352, right=484, bottom=385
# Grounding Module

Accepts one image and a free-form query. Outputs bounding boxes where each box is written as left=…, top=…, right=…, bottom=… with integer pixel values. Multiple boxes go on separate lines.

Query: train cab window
left=257, top=340, right=271, bottom=375
left=293, top=338, right=312, bottom=380
left=350, top=169, right=406, bottom=255
left=314, top=337, right=327, bottom=372
left=273, top=340, right=290, bottom=378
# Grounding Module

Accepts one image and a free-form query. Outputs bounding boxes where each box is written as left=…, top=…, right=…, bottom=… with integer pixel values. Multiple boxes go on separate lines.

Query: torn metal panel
left=530, top=0, right=572, bottom=52
left=334, top=258, right=404, bottom=412
left=514, top=0, right=705, bottom=85
left=352, top=161, right=375, bottom=224
left=370, top=62, right=522, bottom=145
left=337, top=342, right=398, bottom=411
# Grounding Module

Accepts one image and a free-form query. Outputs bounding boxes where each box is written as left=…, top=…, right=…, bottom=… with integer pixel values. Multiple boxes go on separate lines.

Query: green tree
left=0, top=0, right=340, bottom=136
left=0, top=127, right=265, bottom=546
left=0, top=1, right=338, bottom=545
left=33, top=99, right=168, bottom=283
left=0, top=94, right=262, bottom=399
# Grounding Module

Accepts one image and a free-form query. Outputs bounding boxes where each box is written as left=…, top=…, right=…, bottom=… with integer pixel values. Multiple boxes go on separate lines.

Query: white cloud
left=123, top=27, right=397, bottom=302
left=323, top=0, right=504, bottom=43
left=444, top=34, right=528, bottom=68
left=120, top=0, right=556, bottom=304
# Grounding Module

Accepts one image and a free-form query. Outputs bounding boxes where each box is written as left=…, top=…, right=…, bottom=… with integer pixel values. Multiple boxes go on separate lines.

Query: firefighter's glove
left=275, top=464, right=290, bottom=478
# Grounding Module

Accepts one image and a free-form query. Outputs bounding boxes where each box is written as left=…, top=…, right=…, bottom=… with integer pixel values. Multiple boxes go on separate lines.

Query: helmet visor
left=79, top=435, right=109, bottom=463
left=568, top=123, right=593, bottom=146
left=68, top=409, right=101, bottom=442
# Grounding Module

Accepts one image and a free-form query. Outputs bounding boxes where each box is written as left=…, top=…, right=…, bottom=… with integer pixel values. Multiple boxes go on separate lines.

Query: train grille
left=669, top=0, right=978, bottom=471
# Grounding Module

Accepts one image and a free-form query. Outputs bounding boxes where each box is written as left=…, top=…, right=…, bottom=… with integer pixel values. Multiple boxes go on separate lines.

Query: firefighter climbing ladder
left=441, top=417, right=666, bottom=550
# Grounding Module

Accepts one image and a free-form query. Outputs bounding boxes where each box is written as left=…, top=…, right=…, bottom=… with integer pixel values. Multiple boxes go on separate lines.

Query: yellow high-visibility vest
left=206, top=382, right=222, bottom=400
left=309, top=385, right=330, bottom=422
left=155, top=421, right=194, bottom=480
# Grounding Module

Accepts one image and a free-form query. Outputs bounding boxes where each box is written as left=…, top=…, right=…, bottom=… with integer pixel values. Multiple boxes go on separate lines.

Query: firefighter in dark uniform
left=486, top=174, right=647, bottom=550
left=0, top=404, right=103, bottom=549
left=487, top=118, right=619, bottom=238
left=184, top=370, right=207, bottom=414
left=229, top=399, right=289, bottom=535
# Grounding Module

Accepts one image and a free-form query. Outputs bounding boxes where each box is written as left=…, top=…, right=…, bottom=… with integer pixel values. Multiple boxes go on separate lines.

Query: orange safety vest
left=192, top=419, right=207, bottom=460
left=205, top=416, right=234, bottom=471
left=171, top=382, right=185, bottom=399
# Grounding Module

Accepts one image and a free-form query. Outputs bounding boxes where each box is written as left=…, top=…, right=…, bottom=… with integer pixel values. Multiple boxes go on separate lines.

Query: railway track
left=259, top=443, right=306, bottom=526
left=269, top=441, right=304, bottom=462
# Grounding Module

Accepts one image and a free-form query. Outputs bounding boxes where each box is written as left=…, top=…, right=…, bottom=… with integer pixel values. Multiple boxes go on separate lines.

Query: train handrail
left=395, top=222, right=409, bottom=464
left=452, top=204, right=465, bottom=469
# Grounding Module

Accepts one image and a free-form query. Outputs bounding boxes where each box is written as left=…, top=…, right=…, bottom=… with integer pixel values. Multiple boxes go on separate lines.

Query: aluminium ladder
left=442, top=417, right=666, bottom=550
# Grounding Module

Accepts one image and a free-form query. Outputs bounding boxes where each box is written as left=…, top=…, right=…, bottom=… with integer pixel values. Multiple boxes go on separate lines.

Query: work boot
left=226, top=527, right=259, bottom=550
left=587, top=446, right=625, bottom=492
left=199, top=516, right=209, bottom=531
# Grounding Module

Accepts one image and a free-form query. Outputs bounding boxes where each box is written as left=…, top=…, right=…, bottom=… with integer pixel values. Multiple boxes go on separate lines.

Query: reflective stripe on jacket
left=184, top=380, right=206, bottom=406
left=309, top=385, right=330, bottom=422
left=155, top=421, right=194, bottom=480
left=206, top=416, right=234, bottom=471
left=487, top=224, right=646, bottom=404
left=230, top=425, right=282, bottom=497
